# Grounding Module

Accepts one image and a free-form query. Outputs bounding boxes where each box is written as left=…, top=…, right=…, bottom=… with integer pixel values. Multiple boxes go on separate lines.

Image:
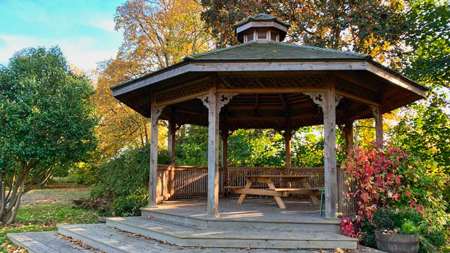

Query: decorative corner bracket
left=370, top=105, right=380, bottom=117
left=198, top=93, right=236, bottom=112
left=151, top=103, right=164, bottom=123
left=305, top=92, right=342, bottom=109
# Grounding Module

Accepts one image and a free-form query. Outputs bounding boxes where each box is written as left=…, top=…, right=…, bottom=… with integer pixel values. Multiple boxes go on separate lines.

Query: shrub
left=90, top=146, right=150, bottom=216
left=344, top=146, right=407, bottom=223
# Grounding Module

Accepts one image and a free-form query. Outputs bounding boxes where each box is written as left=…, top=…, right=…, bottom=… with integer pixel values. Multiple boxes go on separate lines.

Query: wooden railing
left=156, top=164, right=355, bottom=215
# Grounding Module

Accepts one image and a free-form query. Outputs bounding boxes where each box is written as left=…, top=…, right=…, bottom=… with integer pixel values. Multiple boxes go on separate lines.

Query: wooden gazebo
left=112, top=13, right=427, bottom=219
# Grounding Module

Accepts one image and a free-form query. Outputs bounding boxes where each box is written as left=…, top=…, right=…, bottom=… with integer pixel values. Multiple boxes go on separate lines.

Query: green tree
left=201, top=0, right=407, bottom=65
left=0, top=47, right=97, bottom=224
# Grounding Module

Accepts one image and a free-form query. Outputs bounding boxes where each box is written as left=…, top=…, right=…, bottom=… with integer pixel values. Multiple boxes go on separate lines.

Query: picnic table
left=234, top=175, right=320, bottom=209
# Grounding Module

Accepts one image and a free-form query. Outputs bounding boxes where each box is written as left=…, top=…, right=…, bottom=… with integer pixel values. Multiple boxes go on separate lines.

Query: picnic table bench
left=233, top=175, right=320, bottom=209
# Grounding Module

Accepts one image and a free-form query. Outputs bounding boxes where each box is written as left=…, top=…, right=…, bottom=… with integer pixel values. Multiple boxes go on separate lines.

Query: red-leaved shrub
left=344, top=146, right=407, bottom=224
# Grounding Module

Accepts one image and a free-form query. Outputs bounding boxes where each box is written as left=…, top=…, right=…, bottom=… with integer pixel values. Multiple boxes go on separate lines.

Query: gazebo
left=111, top=13, right=427, bottom=220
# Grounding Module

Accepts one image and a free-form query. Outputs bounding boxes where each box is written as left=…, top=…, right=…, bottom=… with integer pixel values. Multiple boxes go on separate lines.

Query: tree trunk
left=0, top=164, right=31, bottom=225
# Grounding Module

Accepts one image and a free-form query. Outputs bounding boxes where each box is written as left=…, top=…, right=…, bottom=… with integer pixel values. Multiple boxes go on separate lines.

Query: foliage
left=228, top=129, right=284, bottom=167
left=176, top=125, right=208, bottom=166
left=340, top=216, right=357, bottom=238
left=403, top=0, right=449, bottom=88
left=90, top=146, right=150, bottom=216
left=0, top=47, right=97, bottom=224
left=344, top=146, right=407, bottom=223
left=0, top=203, right=98, bottom=253
left=201, top=0, right=408, bottom=66
left=371, top=208, right=446, bottom=252
left=389, top=93, right=450, bottom=219
left=94, top=0, right=211, bottom=162
left=372, top=208, right=422, bottom=233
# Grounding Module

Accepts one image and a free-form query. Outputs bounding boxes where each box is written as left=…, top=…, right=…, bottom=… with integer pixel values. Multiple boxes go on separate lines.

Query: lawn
left=0, top=188, right=98, bottom=253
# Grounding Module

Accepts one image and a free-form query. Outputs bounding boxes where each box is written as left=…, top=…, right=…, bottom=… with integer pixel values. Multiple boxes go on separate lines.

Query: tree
left=95, top=0, right=212, bottom=159
left=403, top=0, right=449, bottom=89
left=0, top=47, right=97, bottom=224
left=201, top=0, right=407, bottom=66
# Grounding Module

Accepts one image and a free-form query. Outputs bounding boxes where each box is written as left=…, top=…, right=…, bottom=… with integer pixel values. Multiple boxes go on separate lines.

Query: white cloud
left=89, top=18, right=116, bottom=32
left=0, top=34, right=117, bottom=73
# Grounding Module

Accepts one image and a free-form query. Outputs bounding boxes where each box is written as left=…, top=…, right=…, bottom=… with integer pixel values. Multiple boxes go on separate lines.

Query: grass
left=0, top=188, right=98, bottom=253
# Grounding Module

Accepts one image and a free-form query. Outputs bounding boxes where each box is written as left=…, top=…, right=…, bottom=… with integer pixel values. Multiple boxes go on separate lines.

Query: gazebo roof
left=186, top=42, right=368, bottom=61
left=111, top=16, right=427, bottom=130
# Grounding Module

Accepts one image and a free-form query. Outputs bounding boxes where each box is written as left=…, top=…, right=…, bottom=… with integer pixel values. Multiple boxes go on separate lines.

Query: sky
left=0, top=0, right=124, bottom=73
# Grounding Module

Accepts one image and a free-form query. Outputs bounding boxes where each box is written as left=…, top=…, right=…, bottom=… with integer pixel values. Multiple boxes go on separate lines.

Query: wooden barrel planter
left=375, top=230, right=419, bottom=253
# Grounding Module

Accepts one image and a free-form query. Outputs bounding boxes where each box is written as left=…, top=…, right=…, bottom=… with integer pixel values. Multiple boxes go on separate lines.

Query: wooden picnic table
left=234, top=175, right=320, bottom=209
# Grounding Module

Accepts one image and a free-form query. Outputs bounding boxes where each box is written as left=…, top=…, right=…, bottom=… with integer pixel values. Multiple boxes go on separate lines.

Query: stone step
left=141, top=207, right=340, bottom=233
left=7, top=232, right=94, bottom=253
left=105, top=216, right=357, bottom=249
left=57, top=223, right=336, bottom=253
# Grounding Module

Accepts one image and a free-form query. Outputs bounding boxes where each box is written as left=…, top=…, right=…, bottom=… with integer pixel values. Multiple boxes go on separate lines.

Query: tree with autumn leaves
left=94, top=0, right=211, bottom=159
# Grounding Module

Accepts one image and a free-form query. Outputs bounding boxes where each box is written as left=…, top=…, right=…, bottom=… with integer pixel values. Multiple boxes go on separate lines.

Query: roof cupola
left=235, top=13, right=290, bottom=43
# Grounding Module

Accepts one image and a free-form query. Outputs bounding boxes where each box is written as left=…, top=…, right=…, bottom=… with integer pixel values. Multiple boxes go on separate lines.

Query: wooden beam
left=217, top=87, right=324, bottom=94
left=343, top=121, right=354, bottom=156
left=371, top=105, right=384, bottom=148
left=168, top=115, right=176, bottom=165
left=149, top=102, right=163, bottom=207
left=323, top=86, right=338, bottom=218
left=283, top=130, right=293, bottom=170
left=221, top=130, right=230, bottom=195
left=200, top=90, right=235, bottom=217
left=336, top=90, right=380, bottom=106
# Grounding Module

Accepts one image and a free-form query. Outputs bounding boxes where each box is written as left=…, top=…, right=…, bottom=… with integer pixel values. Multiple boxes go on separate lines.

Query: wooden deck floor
left=148, top=198, right=335, bottom=223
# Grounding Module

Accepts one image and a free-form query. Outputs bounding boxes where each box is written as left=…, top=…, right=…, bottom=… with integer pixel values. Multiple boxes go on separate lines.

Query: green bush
left=90, top=146, right=150, bottom=216
left=370, top=208, right=446, bottom=253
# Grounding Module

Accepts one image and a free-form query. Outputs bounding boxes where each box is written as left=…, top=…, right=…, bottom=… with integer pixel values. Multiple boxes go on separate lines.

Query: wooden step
left=105, top=216, right=357, bottom=249
left=7, top=232, right=93, bottom=253
left=57, top=224, right=338, bottom=253
left=141, top=207, right=340, bottom=233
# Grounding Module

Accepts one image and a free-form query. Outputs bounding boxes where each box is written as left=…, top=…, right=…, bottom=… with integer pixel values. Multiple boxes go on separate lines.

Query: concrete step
left=57, top=223, right=337, bottom=253
left=141, top=207, right=340, bottom=233
left=105, top=216, right=357, bottom=249
left=7, top=231, right=95, bottom=253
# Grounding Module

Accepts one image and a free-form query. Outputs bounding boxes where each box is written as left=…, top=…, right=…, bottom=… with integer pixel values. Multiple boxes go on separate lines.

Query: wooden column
left=343, top=121, right=354, bottom=156
left=221, top=130, right=230, bottom=194
left=200, top=91, right=234, bottom=217
left=166, top=117, right=177, bottom=200
left=371, top=105, right=383, bottom=148
left=149, top=102, right=163, bottom=207
left=306, top=88, right=341, bottom=218
left=168, top=118, right=176, bottom=165
left=283, top=130, right=293, bottom=171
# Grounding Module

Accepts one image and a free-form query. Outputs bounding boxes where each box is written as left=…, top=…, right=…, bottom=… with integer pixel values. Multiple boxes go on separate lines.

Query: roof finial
left=235, top=13, right=290, bottom=43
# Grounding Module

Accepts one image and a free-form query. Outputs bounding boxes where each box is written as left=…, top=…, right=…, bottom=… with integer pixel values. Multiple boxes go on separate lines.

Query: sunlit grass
left=0, top=189, right=97, bottom=253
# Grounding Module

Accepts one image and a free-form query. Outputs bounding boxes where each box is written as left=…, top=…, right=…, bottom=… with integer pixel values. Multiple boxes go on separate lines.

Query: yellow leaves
left=94, top=0, right=212, bottom=160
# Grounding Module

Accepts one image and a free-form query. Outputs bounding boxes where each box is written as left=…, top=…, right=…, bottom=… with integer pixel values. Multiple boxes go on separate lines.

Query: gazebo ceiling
left=111, top=17, right=428, bottom=130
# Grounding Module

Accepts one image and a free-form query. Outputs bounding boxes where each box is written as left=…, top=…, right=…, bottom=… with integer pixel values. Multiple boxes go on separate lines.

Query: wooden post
left=166, top=117, right=176, bottom=200
left=149, top=102, right=163, bottom=207
left=283, top=130, right=293, bottom=171
left=339, top=120, right=353, bottom=213
left=168, top=118, right=176, bottom=165
left=306, top=88, right=341, bottom=218
left=371, top=105, right=383, bottom=148
left=221, top=130, right=230, bottom=194
left=343, top=121, right=354, bottom=156
left=200, top=91, right=234, bottom=217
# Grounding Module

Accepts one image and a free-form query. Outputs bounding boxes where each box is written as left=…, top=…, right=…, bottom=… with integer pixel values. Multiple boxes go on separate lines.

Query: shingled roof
left=186, top=41, right=368, bottom=61
left=235, top=13, right=290, bottom=28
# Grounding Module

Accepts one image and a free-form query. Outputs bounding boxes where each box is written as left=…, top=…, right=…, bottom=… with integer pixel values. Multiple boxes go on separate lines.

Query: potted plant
left=373, top=208, right=421, bottom=253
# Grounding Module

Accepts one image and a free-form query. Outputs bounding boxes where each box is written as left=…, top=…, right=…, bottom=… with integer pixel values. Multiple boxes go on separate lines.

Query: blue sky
left=0, top=0, right=124, bottom=72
